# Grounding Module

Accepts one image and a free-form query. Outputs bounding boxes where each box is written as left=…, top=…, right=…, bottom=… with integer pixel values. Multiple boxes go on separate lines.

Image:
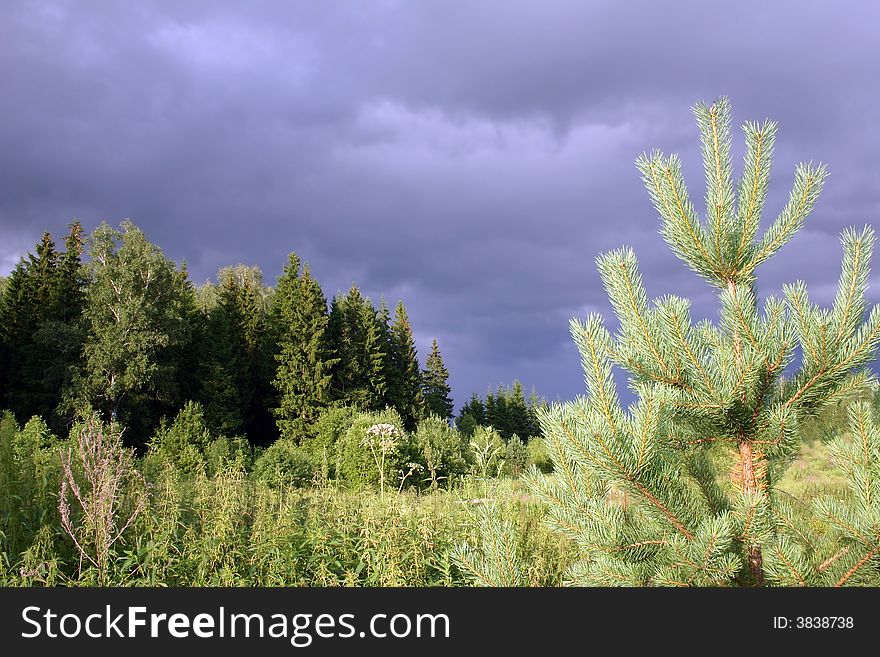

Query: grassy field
left=0, top=398, right=865, bottom=587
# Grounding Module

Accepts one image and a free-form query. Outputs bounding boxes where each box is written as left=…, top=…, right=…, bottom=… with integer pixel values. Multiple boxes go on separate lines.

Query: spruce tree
left=39, top=222, right=88, bottom=427
left=197, top=301, right=245, bottom=437
left=1, top=224, right=86, bottom=428
left=0, top=233, right=57, bottom=418
left=271, top=253, right=336, bottom=441
left=327, top=284, right=388, bottom=410
left=465, top=97, right=880, bottom=586
left=328, top=286, right=365, bottom=406
left=362, top=297, right=389, bottom=409
left=204, top=264, right=276, bottom=443
left=386, top=300, right=424, bottom=430
left=422, top=338, right=453, bottom=420
left=168, top=265, right=204, bottom=412
left=457, top=393, right=486, bottom=426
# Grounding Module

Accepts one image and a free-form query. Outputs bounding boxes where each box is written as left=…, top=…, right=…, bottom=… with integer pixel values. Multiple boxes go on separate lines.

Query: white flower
left=361, top=423, right=402, bottom=452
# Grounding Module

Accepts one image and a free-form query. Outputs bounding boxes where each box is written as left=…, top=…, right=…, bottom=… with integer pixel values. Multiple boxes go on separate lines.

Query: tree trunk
left=727, top=279, right=766, bottom=585
left=738, top=438, right=765, bottom=586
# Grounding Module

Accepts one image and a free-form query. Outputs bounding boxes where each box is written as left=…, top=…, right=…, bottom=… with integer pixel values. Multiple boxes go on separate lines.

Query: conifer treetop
left=636, top=97, right=827, bottom=287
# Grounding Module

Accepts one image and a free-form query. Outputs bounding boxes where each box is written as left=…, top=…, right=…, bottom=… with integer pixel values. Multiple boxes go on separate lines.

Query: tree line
left=456, top=381, right=544, bottom=441
left=0, top=220, right=454, bottom=446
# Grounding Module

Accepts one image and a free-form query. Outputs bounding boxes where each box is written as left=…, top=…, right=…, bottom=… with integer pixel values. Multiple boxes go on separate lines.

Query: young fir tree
left=168, top=264, right=204, bottom=411
left=271, top=253, right=336, bottom=441
left=422, top=338, right=453, bottom=420
left=458, top=97, right=880, bottom=587
left=386, top=300, right=424, bottom=430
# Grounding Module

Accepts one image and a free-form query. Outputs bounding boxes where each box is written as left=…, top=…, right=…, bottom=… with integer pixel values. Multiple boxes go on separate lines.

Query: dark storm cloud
left=1, top=0, right=879, bottom=407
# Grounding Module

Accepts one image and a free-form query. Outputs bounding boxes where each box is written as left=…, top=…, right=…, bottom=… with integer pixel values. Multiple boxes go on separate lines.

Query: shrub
left=413, top=415, right=469, bottom=489
left=59, top=413, right=146, bottom=585
left=457, top=413, right=478, bottom=438
left=205, top=434, right=252, bottom=475
left=147, top=401, right=212, bottom=475
left=502, top=434, right=529, bottom=479
left=252, top=439, right=316, bottom=488
left=526, top=436, right=554, bottom=474
left=468, top=425, right=505, bottom=479
left=335, top=408, right=415, bottom=490
left=0, top=414, right=63, bottom=557
left=302, top=405, right=358, bottom=477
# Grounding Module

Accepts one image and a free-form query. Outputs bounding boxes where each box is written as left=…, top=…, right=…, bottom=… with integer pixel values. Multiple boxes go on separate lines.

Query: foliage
left=386, top=300, right=425, bottom=430
left=452, top=482, right=574, bottom=587
left=0, top=413, right=63, bottom=558
left=412, top=414, right=469, bottom=488
left=360, top=422, right=403, bottom=498
left=502, top=435, right=529, bottom=479
left=0, top=223, right=86, bottom=430
left=334, top=408, right=415, bottom=489
left=1, top=420, right=576, bottom=586
left=457, top=413, right=478, bottom=438
left=457, top=382, right=543, bottom=441
left=252, top=438, right=316, bottom=489
left=458, top=394, right=486, bottom=429
left=328, top=286, right=388, bottom=411
left=2, top=393, right=868, bottom=589
left=1, top=218, right=445, bottom=451
left=451, top=502, right=524, bottom=586
left=526, top=437, right=554, bottom=474
left=70, top=221, right=191, bottom=443
left=805, top=400, right=880, bottom=585
left=58, top=413, right=146, bottom=585
left=204, top=434, right=252, bottom=476
left=202, top=264, right=276, bottom=444
left=469, top=425, right=505, bottom=479
left=146, top=401, right=210, bottom=474
left=301, top=405, right=358, bottom=474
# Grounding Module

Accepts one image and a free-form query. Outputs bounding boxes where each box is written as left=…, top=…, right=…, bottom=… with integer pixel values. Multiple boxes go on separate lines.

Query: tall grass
left=2, top=392, right=869, bottom=587
left=0, top=428, right=572, bottom=586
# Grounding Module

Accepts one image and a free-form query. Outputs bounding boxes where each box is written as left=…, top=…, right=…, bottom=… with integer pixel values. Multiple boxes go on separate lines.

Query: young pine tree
left=271, top=253, right=336, bottom=441
left=461, top=97, right=880, bottom=587
left=422, top=339, right=453, bottom=420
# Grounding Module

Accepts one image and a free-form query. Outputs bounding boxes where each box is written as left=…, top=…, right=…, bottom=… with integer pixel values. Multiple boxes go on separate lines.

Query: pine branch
left=735, top=120, right=777, bottom=266
left=694, top=98, right=734, bottom=266
left=835, top=544, right=880, bottom=587
left=751, top=162, right=828, bottom=270
left=637, top=153, right=719, bottom=282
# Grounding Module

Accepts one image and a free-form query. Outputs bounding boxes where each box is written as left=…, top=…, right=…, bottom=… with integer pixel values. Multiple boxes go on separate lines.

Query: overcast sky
left=1, top=1, right=878, bottom=409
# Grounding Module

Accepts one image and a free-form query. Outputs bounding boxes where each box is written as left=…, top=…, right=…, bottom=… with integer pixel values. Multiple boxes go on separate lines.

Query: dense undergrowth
left=1, top=393, right=865, bottom=587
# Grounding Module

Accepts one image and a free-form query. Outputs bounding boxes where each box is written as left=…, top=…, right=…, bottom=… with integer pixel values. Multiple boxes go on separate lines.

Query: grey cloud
left=1, top=0, right=878, bottom=408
